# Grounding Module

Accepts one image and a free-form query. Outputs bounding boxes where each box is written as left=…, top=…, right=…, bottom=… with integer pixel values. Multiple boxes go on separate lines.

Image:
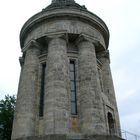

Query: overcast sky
left=0, top=0, right=140, bottom=137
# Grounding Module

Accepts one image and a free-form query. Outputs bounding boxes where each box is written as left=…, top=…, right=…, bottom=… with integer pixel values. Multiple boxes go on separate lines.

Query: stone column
left=99, top=51, right=117, bottom=106
left=77, top=34, right=106, bottom=135
left=12, top=41, right=40, bottom=139
left=44, top=35, right=69, bottom=135
left=100, top=51, right=121, bottom=136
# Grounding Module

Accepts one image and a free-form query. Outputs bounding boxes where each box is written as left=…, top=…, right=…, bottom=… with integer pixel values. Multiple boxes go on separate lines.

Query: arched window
left=107, top=112, right=115, bottom=135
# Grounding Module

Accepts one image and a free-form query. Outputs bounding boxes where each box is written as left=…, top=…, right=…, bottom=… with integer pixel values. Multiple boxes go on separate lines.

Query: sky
left=0, top=0, right=140, bottom=137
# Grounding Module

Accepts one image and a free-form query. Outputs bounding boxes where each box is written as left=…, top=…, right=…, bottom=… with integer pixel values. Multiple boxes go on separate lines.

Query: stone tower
left=12, top=0, right=123, bottom=140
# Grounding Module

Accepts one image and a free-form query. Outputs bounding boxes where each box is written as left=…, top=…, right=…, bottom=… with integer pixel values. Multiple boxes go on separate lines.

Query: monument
left=11, top=0, right=123, bottom=139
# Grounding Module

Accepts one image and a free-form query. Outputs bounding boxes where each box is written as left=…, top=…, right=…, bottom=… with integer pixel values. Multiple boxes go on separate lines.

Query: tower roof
left=52, top=0, right=75, bottom=3
left=44, top=0, right=87, bottom=11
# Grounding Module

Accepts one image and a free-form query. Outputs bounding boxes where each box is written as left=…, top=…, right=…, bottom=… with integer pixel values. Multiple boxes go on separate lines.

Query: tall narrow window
left=39, top=63, right=46, bottom=117
left=70, top=61, right=77, bottom=115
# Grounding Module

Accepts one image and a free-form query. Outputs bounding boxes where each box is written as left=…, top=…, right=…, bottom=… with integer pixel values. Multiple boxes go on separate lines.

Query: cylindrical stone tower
left=12, top=0, right=123, bottom=140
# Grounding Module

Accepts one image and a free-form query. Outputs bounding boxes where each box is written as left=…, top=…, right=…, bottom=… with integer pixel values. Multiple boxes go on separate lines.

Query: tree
left=0, top=95, right=16, bottom=140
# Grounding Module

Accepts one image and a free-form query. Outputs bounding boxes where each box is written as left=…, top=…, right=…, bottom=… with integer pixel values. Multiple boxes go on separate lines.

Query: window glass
left=70, top=61, right=77, bottom=115
left=70, top=81, right=75, bottom=91
left=71, top=91, right=76, bottom=101
left=39, top=63, right=46, bottom=117
left=70, top=71, right=75, bottom=80
left=70, top=63, right=74, bottom=71
left=71, top=102, right=77, bottom=115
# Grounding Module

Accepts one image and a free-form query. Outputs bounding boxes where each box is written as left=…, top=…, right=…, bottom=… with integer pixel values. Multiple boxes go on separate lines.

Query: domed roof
left=52, top=0, right=75, bottom=3
left=44, top=0, right=87, bottom=11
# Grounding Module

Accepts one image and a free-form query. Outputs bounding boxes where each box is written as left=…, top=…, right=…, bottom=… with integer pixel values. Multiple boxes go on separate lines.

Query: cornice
left=20, top=8, right=109, bottom=49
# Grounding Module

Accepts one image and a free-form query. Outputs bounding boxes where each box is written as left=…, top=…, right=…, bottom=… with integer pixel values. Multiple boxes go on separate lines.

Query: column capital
left=97, top=50, right=110, bottom=63
left=45, top=31, right=68, bottom=44
left=75, top=33, right=99, bottom=46
left=22, top=40, right=42, bottom=52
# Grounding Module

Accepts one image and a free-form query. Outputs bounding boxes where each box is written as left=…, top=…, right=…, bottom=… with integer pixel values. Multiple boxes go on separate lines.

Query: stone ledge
left=13, top=134, right=124, bottom=140
left=13, top=134, right=66, bottom=140
left=85, top=135, right=125, bottom=140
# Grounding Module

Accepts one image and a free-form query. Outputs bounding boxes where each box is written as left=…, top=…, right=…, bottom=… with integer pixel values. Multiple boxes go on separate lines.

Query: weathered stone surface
left=12, top=45, right=40, bottom=139
left=85, top=135, right=124, bottom=140
left=44, top=37, right=69, bottom=135
left=98, top=51, right=121, bottom=136
left=77, top=39, right=106, bottom=135
left=13, top=134, right=124, bottom=140
left=13, top=134, right=66, bottom=140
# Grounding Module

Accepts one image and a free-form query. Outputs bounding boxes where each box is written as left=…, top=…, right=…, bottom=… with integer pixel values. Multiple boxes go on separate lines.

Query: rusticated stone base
left=13, top=134, right=124, bottom=140
left=85, top=135, right=124, bottom=140
left=13, top=135, right=66, bottom=140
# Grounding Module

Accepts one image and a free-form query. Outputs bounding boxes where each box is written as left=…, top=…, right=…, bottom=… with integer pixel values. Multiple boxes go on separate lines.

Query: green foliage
left=0, top=95, right=16, bottom=140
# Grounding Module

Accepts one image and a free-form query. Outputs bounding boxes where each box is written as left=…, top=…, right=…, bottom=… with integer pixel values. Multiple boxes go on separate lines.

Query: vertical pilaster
left=100, top=51, right=116, bottom=105
left=44, top=36, right=69, bottom=134
left=77, top=35, right=106, bottom=135
left=12, top=41, right=40, bottom=139
left=100, top=51, right=121, bottom=136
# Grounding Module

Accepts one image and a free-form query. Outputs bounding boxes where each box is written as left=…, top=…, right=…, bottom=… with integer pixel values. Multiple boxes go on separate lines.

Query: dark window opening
left=108, top=112, right=115, bottom=135
left=69, top=61, right=77, bottom=115
left=39, top=63, right=46, bottom=117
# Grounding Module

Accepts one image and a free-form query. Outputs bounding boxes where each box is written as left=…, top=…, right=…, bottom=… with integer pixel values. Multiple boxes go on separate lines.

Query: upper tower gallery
left=20, top=0, right=109, bottom=51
